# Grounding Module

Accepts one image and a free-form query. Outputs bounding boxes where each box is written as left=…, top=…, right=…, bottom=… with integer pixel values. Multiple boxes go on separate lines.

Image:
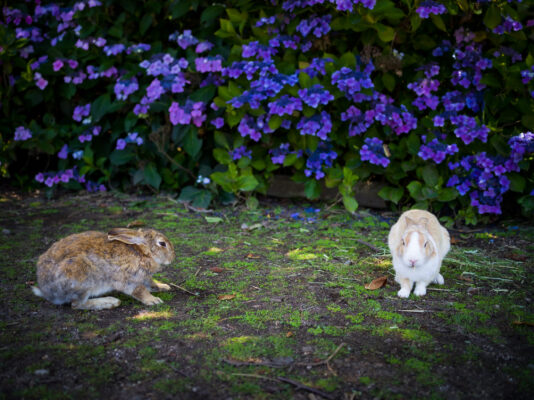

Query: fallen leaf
left=205, top=216, right=223, bottom=224
left=458, top=274, right=473, bottom=283
left=241, top=222, right=263, bottom=231
left=286, top=331, right=294, bottom=338
left=210, top=267, right=225, bottom=273
left=365, top=276, right=387, bottom=290
left=127, top=220, right=146, bottom=228
left=218, top=294, right=236, bottom=301
left=505, top=253, right=527, bottom=262
left=246, top=253, right=260, bottom=259
left=450, top=236, right=461, bottom=244
left=512, top=320, right=534, bottom=327
left=81, top=331, right=99, bottom=340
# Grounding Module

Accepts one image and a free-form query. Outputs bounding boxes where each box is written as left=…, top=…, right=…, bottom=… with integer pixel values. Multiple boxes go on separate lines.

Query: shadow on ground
left=0, top=190, right=533, bottom=399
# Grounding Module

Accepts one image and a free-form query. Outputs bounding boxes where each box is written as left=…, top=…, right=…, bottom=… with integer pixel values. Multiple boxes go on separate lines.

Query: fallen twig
left=296, top=342, right=345, bottom=368
left=276, top=376, right=336, bottom=400
left=397, top=309, right=430, bottom=313
left=354, top=239, right=383, bottom=253
left=223, top=359, right=289, bottom=368
left=168, top=282, right=199, bottom=296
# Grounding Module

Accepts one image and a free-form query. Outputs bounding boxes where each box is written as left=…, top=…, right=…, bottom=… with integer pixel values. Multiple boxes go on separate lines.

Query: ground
left=0, top=190, right=533, bottom=400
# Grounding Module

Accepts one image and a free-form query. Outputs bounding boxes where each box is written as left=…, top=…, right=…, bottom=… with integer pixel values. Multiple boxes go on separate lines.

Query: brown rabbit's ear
left=107, top=228, right=147, bottom=245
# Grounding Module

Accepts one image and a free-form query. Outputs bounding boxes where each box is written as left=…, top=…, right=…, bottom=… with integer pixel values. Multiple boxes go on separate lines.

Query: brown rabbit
left=32, top=228, right=175, bottom=310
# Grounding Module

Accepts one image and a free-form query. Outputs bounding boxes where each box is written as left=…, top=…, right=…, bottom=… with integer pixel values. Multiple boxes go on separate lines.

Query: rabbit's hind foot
left=72, top=296, right=121, bottom=310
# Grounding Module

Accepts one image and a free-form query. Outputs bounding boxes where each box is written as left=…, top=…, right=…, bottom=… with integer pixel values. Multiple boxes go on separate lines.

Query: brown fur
left=33, top=228, right=175, bottom=309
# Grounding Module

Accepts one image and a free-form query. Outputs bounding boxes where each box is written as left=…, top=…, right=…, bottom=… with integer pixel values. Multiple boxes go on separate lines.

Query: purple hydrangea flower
left=57, top=144, right=68, bottom=159
left=416, top=1, right=447, bottom=19
left=360, top=137, right=390, bottom=167
left=298, top=85, right=334, bottom=108
left=297, top=111, right=332, bottom=140
left=230, top=146, right=252, bottom=160
left=211, top=117, right=224, bottom=129
left=14, top=126, right=32, bottom=141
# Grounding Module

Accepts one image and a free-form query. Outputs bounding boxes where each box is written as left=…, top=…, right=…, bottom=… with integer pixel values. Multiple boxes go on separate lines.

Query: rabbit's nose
left=409, top=259, right=417, bottom=266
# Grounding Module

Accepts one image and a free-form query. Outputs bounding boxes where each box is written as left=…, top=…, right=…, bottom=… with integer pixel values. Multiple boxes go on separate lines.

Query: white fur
left=388, top=210, right=450, bottom=298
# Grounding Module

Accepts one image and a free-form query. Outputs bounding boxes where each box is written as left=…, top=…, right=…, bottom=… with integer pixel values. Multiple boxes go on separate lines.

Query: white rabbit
left=388, top=209, right=450, bottom=298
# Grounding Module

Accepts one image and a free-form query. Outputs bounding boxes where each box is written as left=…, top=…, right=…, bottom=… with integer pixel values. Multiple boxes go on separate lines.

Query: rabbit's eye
left=158, top=241, right=167, bottom=247
left=402, top=239, right=405, bottom=246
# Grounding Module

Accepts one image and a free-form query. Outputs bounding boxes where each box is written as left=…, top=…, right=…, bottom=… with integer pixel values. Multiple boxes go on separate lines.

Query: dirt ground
left=0, top=189, right=533, bottom=399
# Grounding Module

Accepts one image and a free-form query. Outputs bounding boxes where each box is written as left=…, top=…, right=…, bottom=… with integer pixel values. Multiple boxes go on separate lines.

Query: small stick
left=276, top=376, right=336, bottom=400
left=194, top=266, right=202, bottom=278
left=168, top=282, right=199, bottom=296
left=231, top=373, right=279, bottom=382
left=223, top=359, right=288, bottom=368
left=397, top=309, right=429, bottom=313
left=296, top=342, right=345, bottom=367
left=355, top=239, right=382, bottom=253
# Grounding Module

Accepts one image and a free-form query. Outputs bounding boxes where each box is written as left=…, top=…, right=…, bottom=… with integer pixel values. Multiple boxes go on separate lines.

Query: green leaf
left=508, top=173, right=526, bottom=193
left=382, top=73, right=395, bottom=92
left=83, top=146, right=94, bottom=164
left=178, top=186, right=213, bottom=209
left=189, top=85, right=216, bottom=102
left=406, top=133, right=421, bottom=155
left=343, top=195, right=358, bottom=213
left=205, top=216, right=223, bottom=224
left=430, top=14, right=447, bottom=32
left=283, top=153, right=298, bottom=166
left=201, top=5, right=224, bottom=26
left=407, top=180, right=423, bottom=201
left=378, top=186, right=404, bottom=204
left=124, top=112, right=137, bottom=132
left=213, top=148, right=232, bottom=165
left=521, top=114, right=534, bottom=131
left=483, top=5, right=501, bottom=29
left=246, top=196, right=259, bottom=210
left=437, top=188, right=458, bottom=202
left=178, top=186, right=201, bottom=202
left=268, top=115, right=283, bottom=131
left=91, top=94, right=111, bottom=122
left=139, top=14, right=153, bottom=35
left=299, top=72, right=312, bottom=89
left=143, top=163, right=161, bottom=190
left=214, top=131, right=229, bottom=149
left=220, top=18, right=235, bottom=34
left=109, top=149, right=134, bottom=166
left=183, top=128, right=202, bottom=158
left=421, top=187, right=438, bottom=199
left=374, top=23, right=395, bottom=42
left=305, top=180, right=320, bottom=200
left=339, top=52, right=356, bottom=68
left=170, top=0, right=192, bottom=19
left=237, top=175, right=259, bottom=191
left=421, top=165, right=439, bottom=187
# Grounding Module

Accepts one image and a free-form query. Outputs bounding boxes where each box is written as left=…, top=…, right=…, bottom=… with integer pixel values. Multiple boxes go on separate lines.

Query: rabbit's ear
left=417, top=217, right=429, bottom=229
left=107, top=228, right=147, bottom=245
left=405, top=216, right=416, bottom=226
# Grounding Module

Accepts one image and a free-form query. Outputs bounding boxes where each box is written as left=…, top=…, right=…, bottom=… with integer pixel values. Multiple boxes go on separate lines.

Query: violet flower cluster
left=360, top=137, right=389, bottom=168
left=238, top=114, right=274, bottom=142
left=230, top=146, right=252, bottom=161
left=169, top=101, right=206, bottom=127
left=297, top=111, right=332, bottom=140
left=418, top=137, right=459, bottom=164
left=447, top=153, right=511, bottom=214
left=416, top=1, right=447, bottom=19
left=116, top=132, right=144, bottom=151
left=304, top=141, right=337, bottom=180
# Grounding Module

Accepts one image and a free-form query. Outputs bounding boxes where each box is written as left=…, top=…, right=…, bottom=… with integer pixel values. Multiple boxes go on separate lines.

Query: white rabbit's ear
left=417, top=217, right=429, bottom=228
left=405, top=216, right=416, bottom=226
left=107, top=228, right=147, bottom=245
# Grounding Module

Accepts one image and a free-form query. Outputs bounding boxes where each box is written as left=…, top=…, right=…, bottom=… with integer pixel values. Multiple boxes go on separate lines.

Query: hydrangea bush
left=1, top=0, right=534, bottom=223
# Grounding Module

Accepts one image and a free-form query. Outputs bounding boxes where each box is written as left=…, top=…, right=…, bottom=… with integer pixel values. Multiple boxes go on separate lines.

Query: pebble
left=34, top=369, right=49, bottom=376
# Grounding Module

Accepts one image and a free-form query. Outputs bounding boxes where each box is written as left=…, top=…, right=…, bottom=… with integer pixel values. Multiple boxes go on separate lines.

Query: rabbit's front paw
left=414, top=284, right=427, bottom=296
left=434, top=273, right=444, bottom=285
left=397, top=288, right=411, bottom=298
left=143, top=294, right=164, bottom=306
left=151, top=279, right=171, bottom=292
